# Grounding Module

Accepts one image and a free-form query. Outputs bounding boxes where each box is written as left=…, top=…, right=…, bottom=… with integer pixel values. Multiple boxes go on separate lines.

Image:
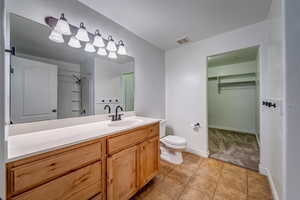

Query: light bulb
left=68, top=36, right=81, bottom=48
left=117, top=40, right=127, bottom=55
left=49, top=30, right=64, bottom=43
left=75, top=22, right=90, bottom=42
left=93, top=30, right=105, bottom=48
left=54, top=13, right=71, bottom=35
left=106, top=36, right=117, bottom=52
left=97, top=48, right=107, bottom=56
left=84, top=43, right=96, bottom=53
left=108, top=51, right=117, bottom=59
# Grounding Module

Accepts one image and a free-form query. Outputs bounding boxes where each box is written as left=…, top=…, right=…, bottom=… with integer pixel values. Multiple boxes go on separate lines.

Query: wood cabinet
left=107, top=146, right=139, bottom=200
left=139, top=137, right=160, bottom=187
left=106, top=123, right=160, bottom=200
left=6, top=122, right=160, bottom=200
left=7, top=139, right=106, bottom=200
left=11, top=162, right=102, bottom=200
left=8, top=142, right=102, bottom=195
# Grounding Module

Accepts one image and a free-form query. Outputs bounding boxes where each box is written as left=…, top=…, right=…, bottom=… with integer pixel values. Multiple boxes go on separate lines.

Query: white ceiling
left=78, top=0, right=272, bottom=50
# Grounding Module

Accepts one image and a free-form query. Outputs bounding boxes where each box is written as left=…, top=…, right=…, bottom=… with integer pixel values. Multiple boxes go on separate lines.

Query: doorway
left=207, top=47, right=260, bottom=171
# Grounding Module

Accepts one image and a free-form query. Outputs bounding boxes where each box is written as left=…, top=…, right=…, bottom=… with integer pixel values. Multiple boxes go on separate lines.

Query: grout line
left=176, top=158, right=202, bottom=200
left=211, top=163, right=224, bottom=199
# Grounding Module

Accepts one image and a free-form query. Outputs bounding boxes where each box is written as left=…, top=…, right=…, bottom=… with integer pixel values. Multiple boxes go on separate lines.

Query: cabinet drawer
left=9, top=142, right=102, bottom=194
left=148, top=123, right=159, bottom=138
left=107, top=128, right=148, bottom=155
left=11, top=161, right=102, bottom=200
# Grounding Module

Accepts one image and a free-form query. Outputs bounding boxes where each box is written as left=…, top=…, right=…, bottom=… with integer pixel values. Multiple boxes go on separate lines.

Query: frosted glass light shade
left=106, top=36, right=117, bottom=52
left=75, top=23, right=90, bottom=42
left=108, top=51, right=117, bottom=59
left=117, top=40, right=127, bottom=55
left=84, top=43, right=96, bottom=53
left=54, top=13, right=71, bottom=35
left=93, top=30, right=105, bottom=48
left=97, top=48, right=107, bottom=56
left=49, top=30, right=64, bottom=43
left=68, top=36, right=81, bottom=48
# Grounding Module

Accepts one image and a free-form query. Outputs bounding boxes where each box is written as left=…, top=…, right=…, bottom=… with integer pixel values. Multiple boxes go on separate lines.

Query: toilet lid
left=162, top=135, right=187, bottom=146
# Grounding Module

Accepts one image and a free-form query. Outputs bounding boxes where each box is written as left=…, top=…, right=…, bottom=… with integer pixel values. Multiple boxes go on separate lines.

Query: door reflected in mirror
left=9, top=14, right=135, bottom=124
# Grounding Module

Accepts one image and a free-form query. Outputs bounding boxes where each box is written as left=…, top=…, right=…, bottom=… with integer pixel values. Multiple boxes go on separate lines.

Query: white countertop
left=7, top=116, right=161, bottom=163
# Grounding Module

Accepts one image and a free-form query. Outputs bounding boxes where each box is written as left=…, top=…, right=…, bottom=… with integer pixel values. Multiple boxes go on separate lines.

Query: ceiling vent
left=176, top=37, right=191, bottom=45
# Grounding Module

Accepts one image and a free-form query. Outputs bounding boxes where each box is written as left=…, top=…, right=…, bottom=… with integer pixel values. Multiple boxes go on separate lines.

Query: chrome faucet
left=109, top=106, right=124, bottom=121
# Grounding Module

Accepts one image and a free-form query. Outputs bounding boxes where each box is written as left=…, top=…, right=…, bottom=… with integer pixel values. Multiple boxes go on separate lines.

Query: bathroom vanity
left=6, top=117, right=160, bottom=200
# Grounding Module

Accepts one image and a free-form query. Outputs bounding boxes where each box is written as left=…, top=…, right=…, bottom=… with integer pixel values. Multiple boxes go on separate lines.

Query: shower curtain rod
left=59, top=69, right=92, bottom=76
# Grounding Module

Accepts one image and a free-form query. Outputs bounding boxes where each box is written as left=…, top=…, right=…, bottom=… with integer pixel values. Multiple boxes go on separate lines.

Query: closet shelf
left=211, top=72, right=257, bottom=94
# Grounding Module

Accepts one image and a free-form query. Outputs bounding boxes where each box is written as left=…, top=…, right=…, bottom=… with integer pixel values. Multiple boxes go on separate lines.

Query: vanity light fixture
left=93, top=30, right=105, bottom=48
left=75, top=22, right=90, bottom=42
left=117, top=40, right=127, bottom=55
left=68, top=36, right=81, bottom=48
left=46, top=15, right=129, bottom=59
left=97, top=48, right=107, bottom=56
left=84, top=43, right=96, bottom=53
left=108, top=51, right=117, bottom=59
left=49, top=29, right=64, bottom=43
left=106, top=36, right=117, bottom=52
left=54, top=13, right=71, bottom=35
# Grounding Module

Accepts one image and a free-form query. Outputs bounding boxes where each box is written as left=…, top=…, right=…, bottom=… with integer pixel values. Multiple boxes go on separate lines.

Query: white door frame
left=205, top=45, right=264, bottom=173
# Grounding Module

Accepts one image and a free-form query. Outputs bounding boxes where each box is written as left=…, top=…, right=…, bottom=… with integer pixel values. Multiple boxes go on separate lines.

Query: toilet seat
left=160, top=135, right=187, bottom=149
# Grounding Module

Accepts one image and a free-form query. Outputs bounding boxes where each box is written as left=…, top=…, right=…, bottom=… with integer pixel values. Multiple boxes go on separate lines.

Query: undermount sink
left=107, top=119, right=143, bottom=127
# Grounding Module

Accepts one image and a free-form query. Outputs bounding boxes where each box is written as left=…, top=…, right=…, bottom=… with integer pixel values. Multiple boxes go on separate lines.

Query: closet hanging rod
left=208, top=72, right=256, bottom=79
left=219, top=80, right=256, bottom=85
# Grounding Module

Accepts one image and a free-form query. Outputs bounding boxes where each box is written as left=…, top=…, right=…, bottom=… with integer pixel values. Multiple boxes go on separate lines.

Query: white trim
left=185, top=147, right=209, bottom=158
left=266, top=168, right=280, bottom=200
left=208, top=125, right=256, bottom=135
left=259, top=165, right=268, bottom=176
left=255, top=132, right=261, bottom=148
left=258, top=166, right=280, bottom=200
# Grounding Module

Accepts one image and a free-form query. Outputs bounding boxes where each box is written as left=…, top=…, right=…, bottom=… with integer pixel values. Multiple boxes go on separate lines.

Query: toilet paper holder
left=191, top=122, right=201, bottom=128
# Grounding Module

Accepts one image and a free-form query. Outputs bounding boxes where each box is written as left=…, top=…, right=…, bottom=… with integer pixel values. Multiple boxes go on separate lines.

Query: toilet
left=159, top=120, right=187, bottom=164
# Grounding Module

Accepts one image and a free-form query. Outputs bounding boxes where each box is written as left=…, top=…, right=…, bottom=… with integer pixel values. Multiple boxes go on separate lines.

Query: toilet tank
left=159, top=120, right=167, bottom=138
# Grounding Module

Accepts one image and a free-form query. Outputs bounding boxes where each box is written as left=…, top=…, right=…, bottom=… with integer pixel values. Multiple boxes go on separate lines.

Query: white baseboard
left=255, top=132, right=261, bottom=148
left=185, top=147, right=209, bottom=158
left=259, top=166, right=280, bottom=200
left=259, top=164, right=268, bottom=176
left=208, top=125, right=256, bottom=135
left=267, top=169, right=280, bottom=200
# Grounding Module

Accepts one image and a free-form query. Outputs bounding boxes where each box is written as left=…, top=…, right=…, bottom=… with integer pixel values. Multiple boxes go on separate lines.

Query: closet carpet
left=208, top=128, right=259, bottom=171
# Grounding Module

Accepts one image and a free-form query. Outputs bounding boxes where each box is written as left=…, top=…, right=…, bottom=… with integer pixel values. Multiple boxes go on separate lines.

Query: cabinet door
left=139, top=137, right=160, bottom=187
left=107, top=146, right=138, bottom=200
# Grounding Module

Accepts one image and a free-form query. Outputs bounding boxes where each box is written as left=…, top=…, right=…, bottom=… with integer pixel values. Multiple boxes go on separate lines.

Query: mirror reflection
left=9, top=14, right=135, bottom=124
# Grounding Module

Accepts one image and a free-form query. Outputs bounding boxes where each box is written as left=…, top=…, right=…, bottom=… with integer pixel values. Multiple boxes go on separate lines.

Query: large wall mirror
left=9, top=14, right=135, bottom=124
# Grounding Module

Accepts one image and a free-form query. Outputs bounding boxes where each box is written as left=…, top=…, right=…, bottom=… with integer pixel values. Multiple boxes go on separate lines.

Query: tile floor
left=132, top=152, right=273, bottom=200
